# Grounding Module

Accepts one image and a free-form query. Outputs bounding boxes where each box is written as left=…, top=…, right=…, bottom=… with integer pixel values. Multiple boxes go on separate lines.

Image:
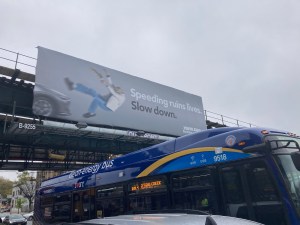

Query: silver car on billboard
left=33, top=83, right=71, bottom=117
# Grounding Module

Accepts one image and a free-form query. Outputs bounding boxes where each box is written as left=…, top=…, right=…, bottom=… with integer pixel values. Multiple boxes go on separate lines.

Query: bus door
left=219, top=160, right=288, bottom=225
left=72, top=189, right=95, bottom=222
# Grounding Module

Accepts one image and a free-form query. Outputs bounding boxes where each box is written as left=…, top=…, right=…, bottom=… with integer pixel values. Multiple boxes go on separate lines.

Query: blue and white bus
left=34, top=127, right=300, bottom=225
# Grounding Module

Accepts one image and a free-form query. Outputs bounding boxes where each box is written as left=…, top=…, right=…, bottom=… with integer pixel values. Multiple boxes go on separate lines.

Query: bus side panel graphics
left=40, top=174, right=97, bottom=195
left=138, top=147, right=252, bottom=177
left=95, top=160, right=163, bottom=186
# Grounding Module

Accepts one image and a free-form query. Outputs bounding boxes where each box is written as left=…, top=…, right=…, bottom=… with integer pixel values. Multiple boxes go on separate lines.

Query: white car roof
left=75, top=213, right=263, bottom=225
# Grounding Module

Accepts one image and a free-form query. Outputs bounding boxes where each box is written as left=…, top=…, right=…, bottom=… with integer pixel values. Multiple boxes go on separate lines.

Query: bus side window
left=96, top=183, right=125, bottom=217
left=171, top=169, right=217, bottom=213
left=40, top=196, right=54, bottom=222
left=244, top=161, right=287, bottom=225
left=220, top=167, right=249, bottom=220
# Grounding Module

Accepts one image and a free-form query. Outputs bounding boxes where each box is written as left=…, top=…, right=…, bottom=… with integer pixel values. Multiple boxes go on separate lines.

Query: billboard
left=33, top=47, right=207, bottom=136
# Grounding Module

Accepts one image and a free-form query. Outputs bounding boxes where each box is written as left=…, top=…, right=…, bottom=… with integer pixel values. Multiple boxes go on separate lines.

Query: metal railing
left=204, top=110, right=256, bottom=128
left=0, top=47, right=36, bottom=74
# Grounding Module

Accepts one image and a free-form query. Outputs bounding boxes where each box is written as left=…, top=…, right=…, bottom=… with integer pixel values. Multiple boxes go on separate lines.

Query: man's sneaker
left=83, top=112, right=96, bottom=118
left=64, top=77, right=74, bottom=90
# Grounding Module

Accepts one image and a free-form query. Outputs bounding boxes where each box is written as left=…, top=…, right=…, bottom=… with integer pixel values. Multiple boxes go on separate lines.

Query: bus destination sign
left=130, top=180, right=164, bottom=192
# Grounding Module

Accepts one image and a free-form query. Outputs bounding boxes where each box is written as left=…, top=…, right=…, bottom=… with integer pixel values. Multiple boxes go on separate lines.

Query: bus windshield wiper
left=269, top=140, right=300, bottom=151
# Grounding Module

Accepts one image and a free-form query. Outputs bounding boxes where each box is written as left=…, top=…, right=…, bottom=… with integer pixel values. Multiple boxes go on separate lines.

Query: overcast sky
left=1, top=0, right=300, bottom=180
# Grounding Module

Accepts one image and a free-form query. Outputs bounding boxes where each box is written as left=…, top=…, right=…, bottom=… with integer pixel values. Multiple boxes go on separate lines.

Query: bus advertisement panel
left=33, top=47, right=206, bottom=136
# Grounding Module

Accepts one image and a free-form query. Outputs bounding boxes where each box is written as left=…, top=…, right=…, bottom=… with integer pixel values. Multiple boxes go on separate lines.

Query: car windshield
left=267, top=135, right=300, bottom=216
left=10, top=214, right=24, bottom=219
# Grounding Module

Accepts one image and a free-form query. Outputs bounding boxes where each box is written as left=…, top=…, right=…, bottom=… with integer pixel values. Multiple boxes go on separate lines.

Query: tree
left=15, top=198, right=26, bottom=213
left=0, top=176, right=13, bottom=198
left=14, top=171, right=36, bottom=211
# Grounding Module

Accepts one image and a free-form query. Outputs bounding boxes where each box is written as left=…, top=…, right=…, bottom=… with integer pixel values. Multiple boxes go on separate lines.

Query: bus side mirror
left=243, top=143, right=267, bottom=154
left=205, top=216, right=217, bottom=225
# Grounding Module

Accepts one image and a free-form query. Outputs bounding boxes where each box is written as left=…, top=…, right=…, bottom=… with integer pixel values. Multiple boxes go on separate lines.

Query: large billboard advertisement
left=33, top=47, right=207, bottom=136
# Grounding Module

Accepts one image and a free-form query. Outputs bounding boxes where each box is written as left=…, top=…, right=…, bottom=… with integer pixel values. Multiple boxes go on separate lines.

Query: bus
left=34, top=127, right=300, bottom=225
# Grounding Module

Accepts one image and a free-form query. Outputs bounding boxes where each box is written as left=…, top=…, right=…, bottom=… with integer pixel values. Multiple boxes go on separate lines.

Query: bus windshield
left=268, top=136, right=300, bottom=216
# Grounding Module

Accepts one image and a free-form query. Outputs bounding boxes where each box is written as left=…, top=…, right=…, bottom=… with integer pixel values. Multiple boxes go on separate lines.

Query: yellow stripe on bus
left=137, top=147, right=243, bottom=177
